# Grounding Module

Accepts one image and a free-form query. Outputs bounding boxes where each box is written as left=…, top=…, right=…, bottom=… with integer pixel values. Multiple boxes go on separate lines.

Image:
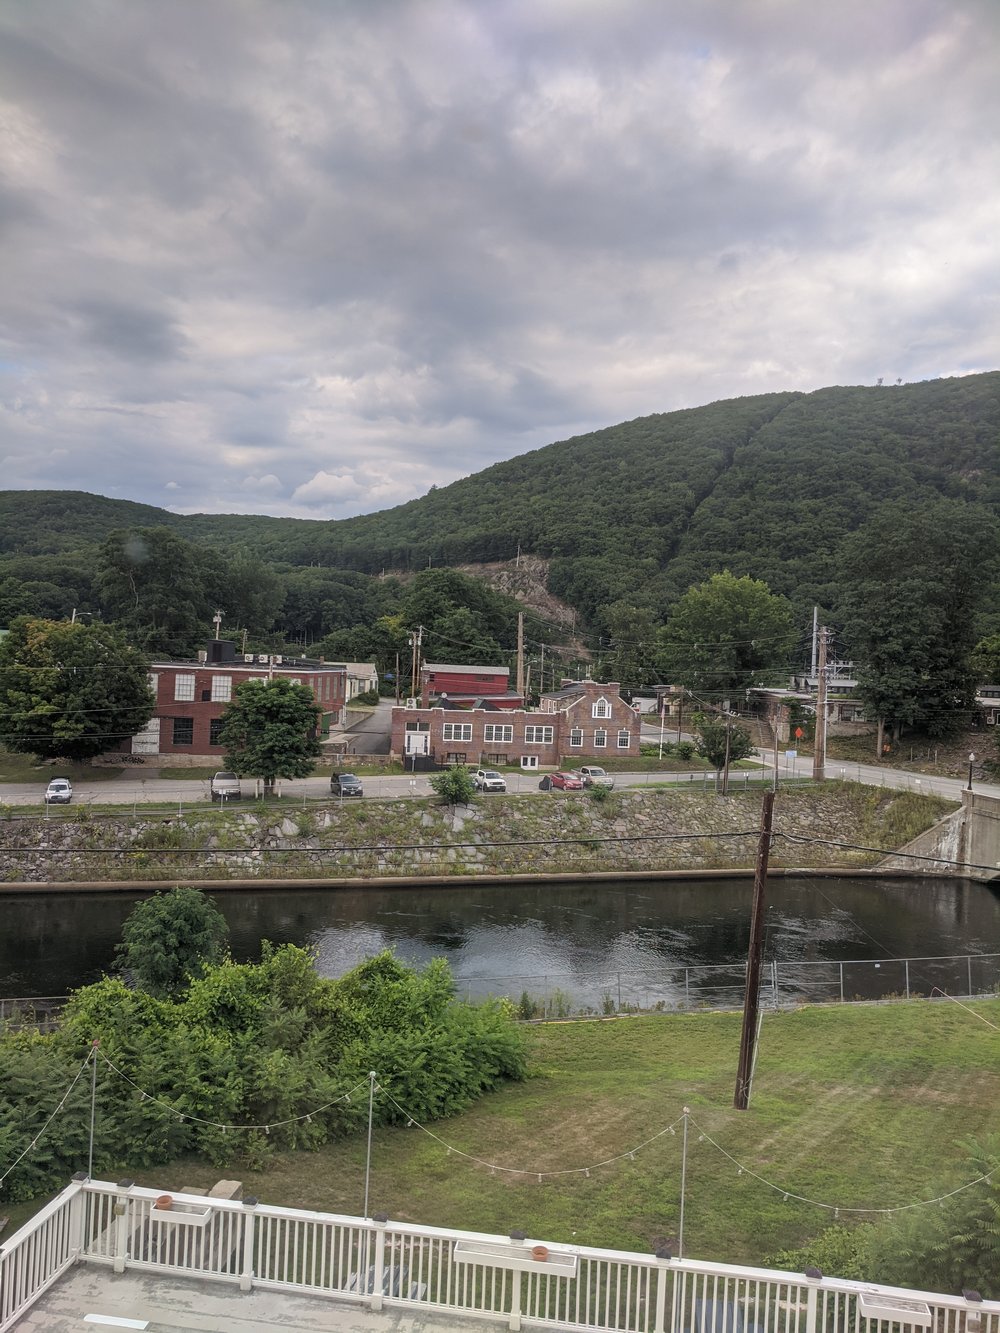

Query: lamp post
left=967, top=752, right=976, bottom=791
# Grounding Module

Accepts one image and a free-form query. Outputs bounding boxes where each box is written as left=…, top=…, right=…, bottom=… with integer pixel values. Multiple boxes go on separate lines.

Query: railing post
left=509, top=1269, right=522, bottom=1331
left=69, top=1172, right=88, bottom=1259
left=113, top=1180, right=133, bottom=1274
left=804, top=1268, right=822, bottom=1333
left=653, top=1250, right=671, bottom=1333
left=370, top=1214, right=388, bottom=1311
left=239, top=1196, right=258, bottom=1292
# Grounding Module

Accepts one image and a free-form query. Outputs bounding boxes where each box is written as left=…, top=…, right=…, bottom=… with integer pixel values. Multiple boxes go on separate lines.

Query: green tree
left=218, top=676, right=321, bottom=788
left=658, top=572, right=796, bottom=704
left=429, top=766, right=477, bottom=805
left=115, top=886, right=229, bottom=999
left=839, top=500, right=1000, bottom=749
left=96, top=526, right=217, bottom=656
left=599, top=600, right=661, bottom=690
left=694, top=712, right=755, bottom=774
left=970, top=633, right=1000, bottom=686
left=0, top=617, right=154, bottom=761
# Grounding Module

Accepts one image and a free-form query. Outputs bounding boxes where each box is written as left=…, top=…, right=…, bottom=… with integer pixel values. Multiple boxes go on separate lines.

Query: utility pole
left=734, top=790, right=775, bottom=1110
left=539, top=643, right=545, bottom=698
left=810, top=605, right=819, bottom=676
left=394, top=651, right=401, bottom=706
left=813, top=626, right=829, bottom=782
left=516, top=612, right=525, bottom=697
left=212, top=609, right=224, bottom=639
left=409, top=626, right=423, bottom=703
left=721, top=711, right=733, bottom=796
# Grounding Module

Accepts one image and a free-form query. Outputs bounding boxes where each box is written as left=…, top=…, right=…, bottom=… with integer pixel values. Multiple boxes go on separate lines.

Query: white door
left=405, top=732, right=430, bottom=756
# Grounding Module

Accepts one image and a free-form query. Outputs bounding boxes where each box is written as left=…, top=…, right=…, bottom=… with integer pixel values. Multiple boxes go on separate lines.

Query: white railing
left=2, top=1178, right=999, bottom=1333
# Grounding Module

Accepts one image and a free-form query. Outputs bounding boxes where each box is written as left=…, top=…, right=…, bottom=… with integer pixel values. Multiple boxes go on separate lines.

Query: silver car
left=44, top=778, right=73, bottom=804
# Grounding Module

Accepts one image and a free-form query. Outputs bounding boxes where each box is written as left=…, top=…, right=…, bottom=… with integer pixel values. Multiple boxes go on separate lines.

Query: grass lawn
left=9, top=999, right=995, bottom=1266
left=0, top=747, right=128, bottom=785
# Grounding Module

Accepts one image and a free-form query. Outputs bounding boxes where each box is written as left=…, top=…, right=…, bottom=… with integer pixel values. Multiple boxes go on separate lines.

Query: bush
left=1, top=947, right=527, bottom=1204
left=352, top=688, right=381, bottom=706
left=429, top=767, right=477, bottom=805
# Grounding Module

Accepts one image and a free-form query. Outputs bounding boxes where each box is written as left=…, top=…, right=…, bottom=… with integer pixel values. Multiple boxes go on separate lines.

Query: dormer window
left=592, top=697, right=611, bottom=719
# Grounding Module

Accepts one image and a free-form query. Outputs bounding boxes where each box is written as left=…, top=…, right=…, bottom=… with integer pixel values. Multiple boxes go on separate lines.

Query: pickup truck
left=210, top=771, right=242, bottom=802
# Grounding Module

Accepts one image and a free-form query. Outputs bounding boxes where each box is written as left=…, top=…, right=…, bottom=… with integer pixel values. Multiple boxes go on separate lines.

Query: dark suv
left=331, top=772, right=364, bottom=798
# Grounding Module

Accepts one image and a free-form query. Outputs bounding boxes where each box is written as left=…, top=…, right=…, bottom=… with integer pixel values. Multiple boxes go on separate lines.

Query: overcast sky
left=2, top=1, right=998, bottom=521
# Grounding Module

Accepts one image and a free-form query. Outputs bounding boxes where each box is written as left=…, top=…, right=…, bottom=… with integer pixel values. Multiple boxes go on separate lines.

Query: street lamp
left=968, top=752, right=976, bottom=791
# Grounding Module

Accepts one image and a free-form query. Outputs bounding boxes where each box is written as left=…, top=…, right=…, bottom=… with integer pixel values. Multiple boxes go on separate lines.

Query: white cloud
left=0, top=0, right=997, bottom=519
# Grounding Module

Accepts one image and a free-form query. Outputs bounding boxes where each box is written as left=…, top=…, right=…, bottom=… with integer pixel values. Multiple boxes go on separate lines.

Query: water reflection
left=1, top=875, right=998, bottom=1010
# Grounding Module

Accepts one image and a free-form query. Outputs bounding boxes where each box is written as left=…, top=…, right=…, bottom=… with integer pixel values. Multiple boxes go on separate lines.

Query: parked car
left=210, top=771, right=241, bottom=802
left=44, top=778, right=73, bottom=804
left=578, top=765, right=614, bottom=789
left=330, top=772, right=364, bottom=798
left=473, top=768, right=507, bottom=792
left=539, top=771, right=584, bottom=791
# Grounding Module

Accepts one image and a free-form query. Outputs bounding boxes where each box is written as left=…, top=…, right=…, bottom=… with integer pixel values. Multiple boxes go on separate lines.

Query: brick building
left=129, top=640, right=347, bottom=760
left=419, top=662, right=523, bottom=709
left=391, top=676, right=640, bottom=769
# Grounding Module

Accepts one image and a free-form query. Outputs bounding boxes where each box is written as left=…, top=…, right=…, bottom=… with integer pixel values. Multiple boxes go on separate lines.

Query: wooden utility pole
left=816, top=626, right=832, bottom=778
left=409, top=625, right=423, bottom=703
left=516, top=612, right=525, bottom=697
left=734, top=790, right=775, bottom=1110
left=721, top=712, right=732, bottom=795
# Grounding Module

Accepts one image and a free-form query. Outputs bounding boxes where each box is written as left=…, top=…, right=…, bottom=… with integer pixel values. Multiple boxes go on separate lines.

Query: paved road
left=4, top=755, right=998, bottom=809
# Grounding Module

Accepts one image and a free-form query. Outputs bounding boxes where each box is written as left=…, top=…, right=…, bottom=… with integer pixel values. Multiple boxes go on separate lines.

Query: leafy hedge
left=0, top=946, right=527, bottom=1203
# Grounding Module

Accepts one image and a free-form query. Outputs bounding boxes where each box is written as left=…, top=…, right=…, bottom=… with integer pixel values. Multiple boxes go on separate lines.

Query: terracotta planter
left=532, top=1245, right=549, bottom=1262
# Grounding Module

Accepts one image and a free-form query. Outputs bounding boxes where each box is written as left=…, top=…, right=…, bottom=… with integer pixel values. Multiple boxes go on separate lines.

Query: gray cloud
left=0, top=0, right=998, bottom=519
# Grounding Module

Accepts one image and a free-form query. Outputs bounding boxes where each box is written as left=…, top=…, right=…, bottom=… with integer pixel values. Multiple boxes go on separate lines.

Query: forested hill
left=2, top=372, right=1000, bottom=627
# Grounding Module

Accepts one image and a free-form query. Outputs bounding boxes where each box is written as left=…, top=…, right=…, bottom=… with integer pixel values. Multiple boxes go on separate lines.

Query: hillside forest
left=2, top=372, right=1000, bottom=736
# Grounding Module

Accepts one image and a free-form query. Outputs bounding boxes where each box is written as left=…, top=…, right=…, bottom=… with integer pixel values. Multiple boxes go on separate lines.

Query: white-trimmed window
left=174, top=673, right=195, bottom=702
left=211, top=675, right=232, bottom=703
left=594, top=728, right=607, bottom=748
left=592, top=697, right=612, bottom=719
left=569, top=727, right=584, bottom=747
left=484, top=723, right=513, bottom=743
left=617, top=729, right=631, bottom=749
left=443, top=722, right=473, bottom=742
left=524, top=725, right=554, bottom=744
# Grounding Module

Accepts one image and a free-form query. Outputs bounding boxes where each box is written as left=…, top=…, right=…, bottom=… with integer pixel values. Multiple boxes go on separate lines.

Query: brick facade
left=391, top=677, right=640, bottom=768
left=130, top=644, right=347, bottom=758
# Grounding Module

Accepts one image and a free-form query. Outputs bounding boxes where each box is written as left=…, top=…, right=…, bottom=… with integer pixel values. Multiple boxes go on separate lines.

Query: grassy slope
left=14, top=999, right=990, bottom=1267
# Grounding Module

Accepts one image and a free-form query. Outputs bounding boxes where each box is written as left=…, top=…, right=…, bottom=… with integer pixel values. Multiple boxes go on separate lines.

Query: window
left=484, top=724, right=513, bottom=743
left=594, top=729, right=607, bottom=748
left=209, top=718, right=224, bottom=746
left=172, top=717, right=194, bottom=746
left=443, top=722, right=473, bottom=742
left=174, top=674, right=195, bottom=702
left=592, top=697, right=612, bottom=719
left=524, top=725, right=554, bottom=744
left=211, top=675, right=232, bottom=703
left=569, top=727, right=584, bottom=747
left=617, top=729, right=631, bottom=749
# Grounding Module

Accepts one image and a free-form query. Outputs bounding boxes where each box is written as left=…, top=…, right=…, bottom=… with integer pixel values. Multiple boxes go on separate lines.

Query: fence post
left=69, top=1173, right=88, bottom=1259
left=684, top=969, right=690, bottom=1009
left=904, top=960, right=910, bottom=999
left=239, top=1197, right=258, bottom=1292
left=771, top=960, right=779, bottom=1009
left=839, top=962, right=844, bottom=1004
left=967, top=956, right=973, bottom=996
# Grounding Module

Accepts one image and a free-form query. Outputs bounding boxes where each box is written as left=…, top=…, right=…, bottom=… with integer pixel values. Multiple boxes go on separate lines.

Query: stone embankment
left=0, top=784, right=958, bottom=887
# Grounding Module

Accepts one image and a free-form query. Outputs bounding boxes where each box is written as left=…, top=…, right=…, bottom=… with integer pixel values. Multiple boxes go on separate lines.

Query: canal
left=3, top=874, right=1000, bottom=1012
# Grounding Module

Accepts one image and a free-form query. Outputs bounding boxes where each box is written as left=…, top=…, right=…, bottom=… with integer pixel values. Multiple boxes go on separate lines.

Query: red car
left=539, top=771, right=585, bottom=791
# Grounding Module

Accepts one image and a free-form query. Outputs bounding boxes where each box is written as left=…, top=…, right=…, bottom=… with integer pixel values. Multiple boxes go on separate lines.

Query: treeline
left=3, top=372, right=1000, bottom=691
left=0, top=523, right=561, bottom=685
